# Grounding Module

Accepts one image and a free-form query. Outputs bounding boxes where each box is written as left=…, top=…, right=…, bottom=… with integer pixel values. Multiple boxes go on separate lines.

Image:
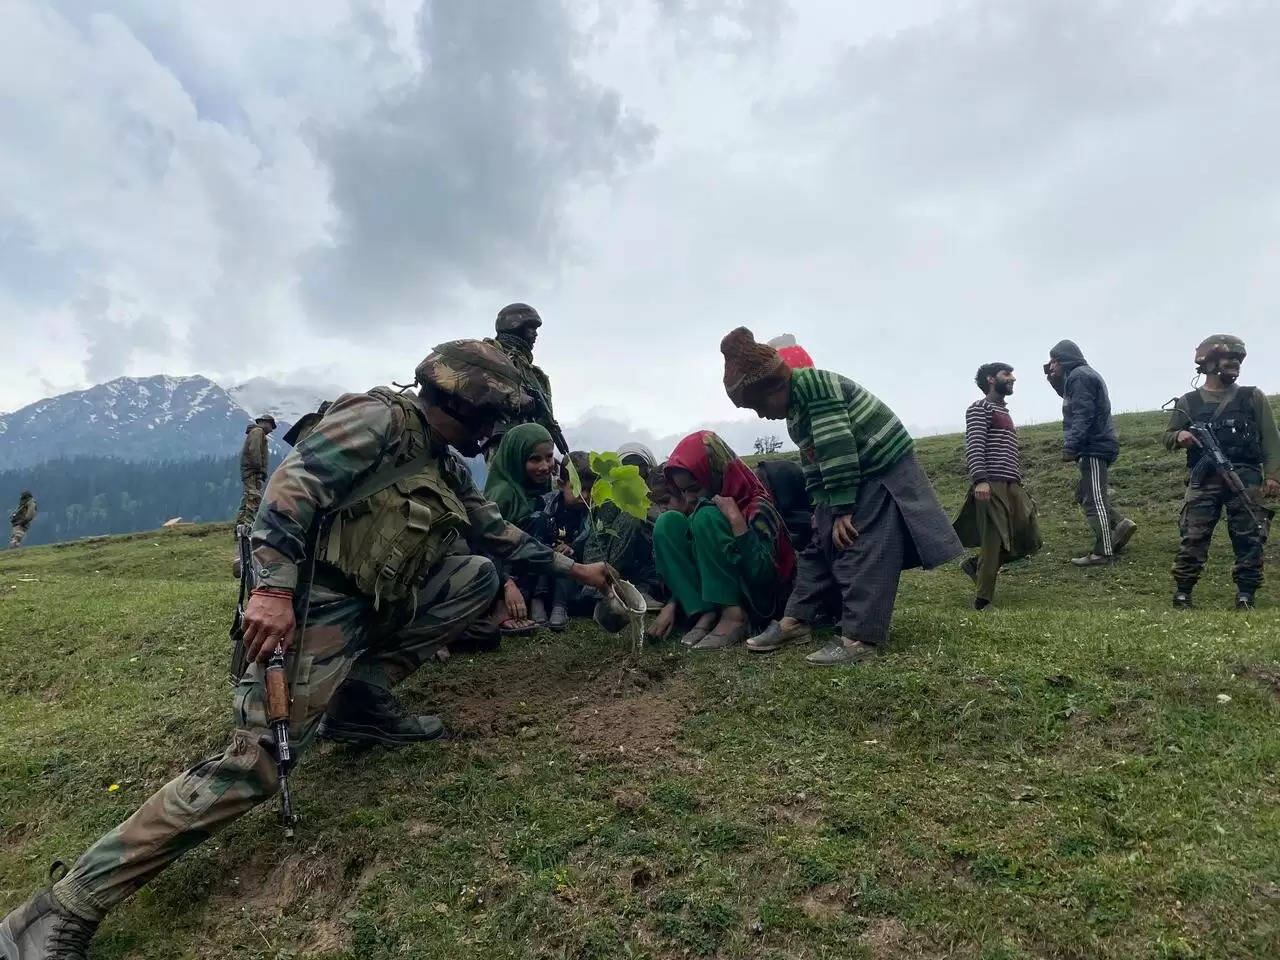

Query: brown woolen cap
left=720, top=326, right=788, bottom=407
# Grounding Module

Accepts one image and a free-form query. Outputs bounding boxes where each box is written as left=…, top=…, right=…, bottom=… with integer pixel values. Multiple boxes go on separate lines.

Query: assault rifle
left=228, top=523, right=254, bottom=684
left=525, top=381, right=569, bottom=455
left=265, top=646, right=297, bottom=839
left=1187, top=423, right=1268, bottom=534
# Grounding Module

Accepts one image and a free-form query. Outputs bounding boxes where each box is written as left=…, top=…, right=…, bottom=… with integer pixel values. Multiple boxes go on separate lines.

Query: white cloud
left=2, top=0, right=1278, bottom=449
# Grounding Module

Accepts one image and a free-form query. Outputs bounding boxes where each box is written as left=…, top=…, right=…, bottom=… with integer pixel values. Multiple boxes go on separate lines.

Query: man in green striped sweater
left=720, top=328, right=963, bottom=666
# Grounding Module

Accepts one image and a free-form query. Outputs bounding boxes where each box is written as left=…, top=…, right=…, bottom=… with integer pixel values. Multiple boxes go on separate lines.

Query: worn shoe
left=679, top=627, right=709, bottom=648
left=805, top=638, right=878, bottom=667
left=0, top=864, right=99, bottom=959
left=746, top=620, right=812, bottom=653
left=1070, top=553, right=1113, bottom=567
left=319, top=680, right=444, bottom=746
left=1172, top=589, right=1193, bottom=609
left=973, top=597, right=991, bottom=611
left=548, top=604, right=569, bottom=631
left=1111, top=518, right=1138, bottom=554
left=1235, top=592, right=1256, bottom=611
left=529, top=598, right=549, bottom=626
left=693, top=623, right=748, bottom=651
left=960, top=556, right=978, bottom=583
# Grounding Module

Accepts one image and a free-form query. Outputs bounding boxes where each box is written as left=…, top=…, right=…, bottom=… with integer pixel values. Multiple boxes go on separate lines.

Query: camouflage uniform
left=486, top=303, right=567, bottom=454
left=8, top=492, right=36, bottom=548
left=43, top=353, right=571, bottom=927
left=235, top=417, right=274, bottom=528
left=1165, top=385, right=1279, bottom=594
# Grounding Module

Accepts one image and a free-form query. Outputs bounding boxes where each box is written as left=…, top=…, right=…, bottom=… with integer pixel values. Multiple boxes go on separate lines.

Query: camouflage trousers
left=1172, top=476, right=1273, bottom=593
left=52, top=553, right=499, bottom=922
left=235, top=472, right=266, bottom=528
left=8, top=522, right=29, bottom=548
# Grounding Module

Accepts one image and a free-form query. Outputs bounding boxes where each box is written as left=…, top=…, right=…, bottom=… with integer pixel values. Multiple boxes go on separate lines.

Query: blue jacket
left=1051, top=340, right=1120, bottom=463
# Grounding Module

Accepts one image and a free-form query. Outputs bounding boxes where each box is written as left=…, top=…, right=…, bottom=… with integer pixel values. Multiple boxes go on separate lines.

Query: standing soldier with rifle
left=0, top=340, right=615, bottom=959
left=485, top=302, right=569, bottom=459
left=8, top=490, right=36, bottom=548
left=235, top=413, right=277, bottom=528
left=1165, top=335, right=1280, bottom=610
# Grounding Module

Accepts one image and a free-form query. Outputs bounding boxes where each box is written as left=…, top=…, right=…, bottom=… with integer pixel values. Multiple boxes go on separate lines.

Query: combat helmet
left=1194, top=335, right=1246, bottom=373
left=415, top=339, right=530, bottom=419
left=495, top=302, right=542, bottom=334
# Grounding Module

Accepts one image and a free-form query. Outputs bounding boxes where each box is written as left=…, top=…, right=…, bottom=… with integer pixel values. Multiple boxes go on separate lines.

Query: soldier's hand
left=1175, top=430, right=1198, bottom=449
left=570, top=561, right=616, bottom=592
left=244, top=590, right=296, bottom=663
left=1264, top=478, right=1280, bottom=499
left=973, top=481, right=992, bottom=502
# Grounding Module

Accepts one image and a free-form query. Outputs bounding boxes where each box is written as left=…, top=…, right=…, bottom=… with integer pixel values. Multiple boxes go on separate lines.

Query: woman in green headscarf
left=484, top=423, right=557, bottom=632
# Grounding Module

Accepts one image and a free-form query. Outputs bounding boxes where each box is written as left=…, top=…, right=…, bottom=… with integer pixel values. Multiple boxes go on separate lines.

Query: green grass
left=2, top=408, right=1278, bottom=959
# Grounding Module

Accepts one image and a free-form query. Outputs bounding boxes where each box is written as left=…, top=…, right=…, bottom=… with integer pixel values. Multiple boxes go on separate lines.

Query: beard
left=995, top=380, right=1015, bottom=397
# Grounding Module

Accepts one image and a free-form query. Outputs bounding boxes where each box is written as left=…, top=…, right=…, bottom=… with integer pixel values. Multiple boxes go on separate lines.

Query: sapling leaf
left=610, top=465, right=650, bottom=519
left=566, top=456, right=582, bottom=499
left=590, top=452, right=623, bottom=478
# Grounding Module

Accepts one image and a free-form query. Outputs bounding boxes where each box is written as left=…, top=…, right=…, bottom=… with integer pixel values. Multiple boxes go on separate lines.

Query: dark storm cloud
left=301, top=0, right=657, bottom=327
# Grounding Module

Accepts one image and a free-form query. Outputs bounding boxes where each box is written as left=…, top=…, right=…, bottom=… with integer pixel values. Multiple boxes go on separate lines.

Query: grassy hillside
left=1, top=408, right=1277, bottom=960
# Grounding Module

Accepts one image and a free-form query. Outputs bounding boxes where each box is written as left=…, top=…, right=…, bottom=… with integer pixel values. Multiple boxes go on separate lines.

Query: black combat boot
left=0, top=864, right=99, bottom=959
left=318, top=679, right=444, bottom=746
left=1172, top=588, right=1193, bottom=609
left=1235, top=591, right=1256, bottom=611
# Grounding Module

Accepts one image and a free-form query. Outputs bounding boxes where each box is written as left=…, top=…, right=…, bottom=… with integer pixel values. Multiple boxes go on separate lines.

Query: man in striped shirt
left=952, top=363, right=1041, bottom=609
left=720, top=328, right=962, bottom=666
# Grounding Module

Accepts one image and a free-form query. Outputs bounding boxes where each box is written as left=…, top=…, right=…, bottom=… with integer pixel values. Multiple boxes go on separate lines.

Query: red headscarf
left=665, top=431, right=796, bottom=582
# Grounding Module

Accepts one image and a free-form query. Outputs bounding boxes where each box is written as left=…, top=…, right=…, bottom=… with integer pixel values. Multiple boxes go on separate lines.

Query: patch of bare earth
left=799, top=882, right=846, bottom=921
left=560, top=676, right=690, bottom=761
left=859, top=917, right=955, bottom=959
left=1230, top=662, right=1280, bottom=698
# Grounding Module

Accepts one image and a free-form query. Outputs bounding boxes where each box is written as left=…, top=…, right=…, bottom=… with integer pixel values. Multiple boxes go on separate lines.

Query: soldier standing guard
left=8, top=491, right=37, bottom=548
left=1165, top=335, right=1280, bottom=610
left=0, top=340, right=615, bottom=959
left=485, top=302, right=569, bottom=458
left=235, top=414, right=277, bottom=528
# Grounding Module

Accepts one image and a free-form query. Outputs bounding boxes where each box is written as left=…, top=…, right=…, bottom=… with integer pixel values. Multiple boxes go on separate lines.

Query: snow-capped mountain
left=0, top=375, right=285, bottom=470
left=227, top=377, right=342, bottom=431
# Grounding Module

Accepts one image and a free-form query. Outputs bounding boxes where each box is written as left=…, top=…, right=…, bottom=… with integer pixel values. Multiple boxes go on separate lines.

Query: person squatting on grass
left=1164, top=335, right=1280, bottom=611
left=720, top=327, right=963, bottom=667
left=483, top=422, right=560, bottom=633
left=0, top=340, right=614, bottom=960
left=527, top=450, right=595, bottom=630
left=952, top=363, right=1042, bottom=610
left=1043, top=340, right=1137, bottom=566
left=647, top=430, right=796, bottom=650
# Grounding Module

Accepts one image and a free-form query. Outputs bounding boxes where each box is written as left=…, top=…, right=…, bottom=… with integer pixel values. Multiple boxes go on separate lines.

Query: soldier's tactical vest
left=1184, top=386, right=1264, bottom=470
left=300, top=388, right=471, bottom=609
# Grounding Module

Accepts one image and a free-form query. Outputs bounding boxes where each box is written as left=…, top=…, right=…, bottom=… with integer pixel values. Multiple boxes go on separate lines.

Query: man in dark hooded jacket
left=1044, top=341, right=1136, bottom=565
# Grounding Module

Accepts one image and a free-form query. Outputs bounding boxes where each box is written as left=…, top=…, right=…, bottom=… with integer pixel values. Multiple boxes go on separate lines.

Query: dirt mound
left=560, top=677, right=690, bottom=759
left=427, top=652, right=682, bottom=740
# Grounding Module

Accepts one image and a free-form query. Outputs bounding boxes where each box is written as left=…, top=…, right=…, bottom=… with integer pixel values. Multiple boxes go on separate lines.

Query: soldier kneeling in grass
left=0, top=340, right=614, bottom=960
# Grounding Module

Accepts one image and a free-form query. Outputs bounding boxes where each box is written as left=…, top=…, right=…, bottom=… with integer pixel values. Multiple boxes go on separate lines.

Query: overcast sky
left=2, top=0, right=1278, bottom=453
